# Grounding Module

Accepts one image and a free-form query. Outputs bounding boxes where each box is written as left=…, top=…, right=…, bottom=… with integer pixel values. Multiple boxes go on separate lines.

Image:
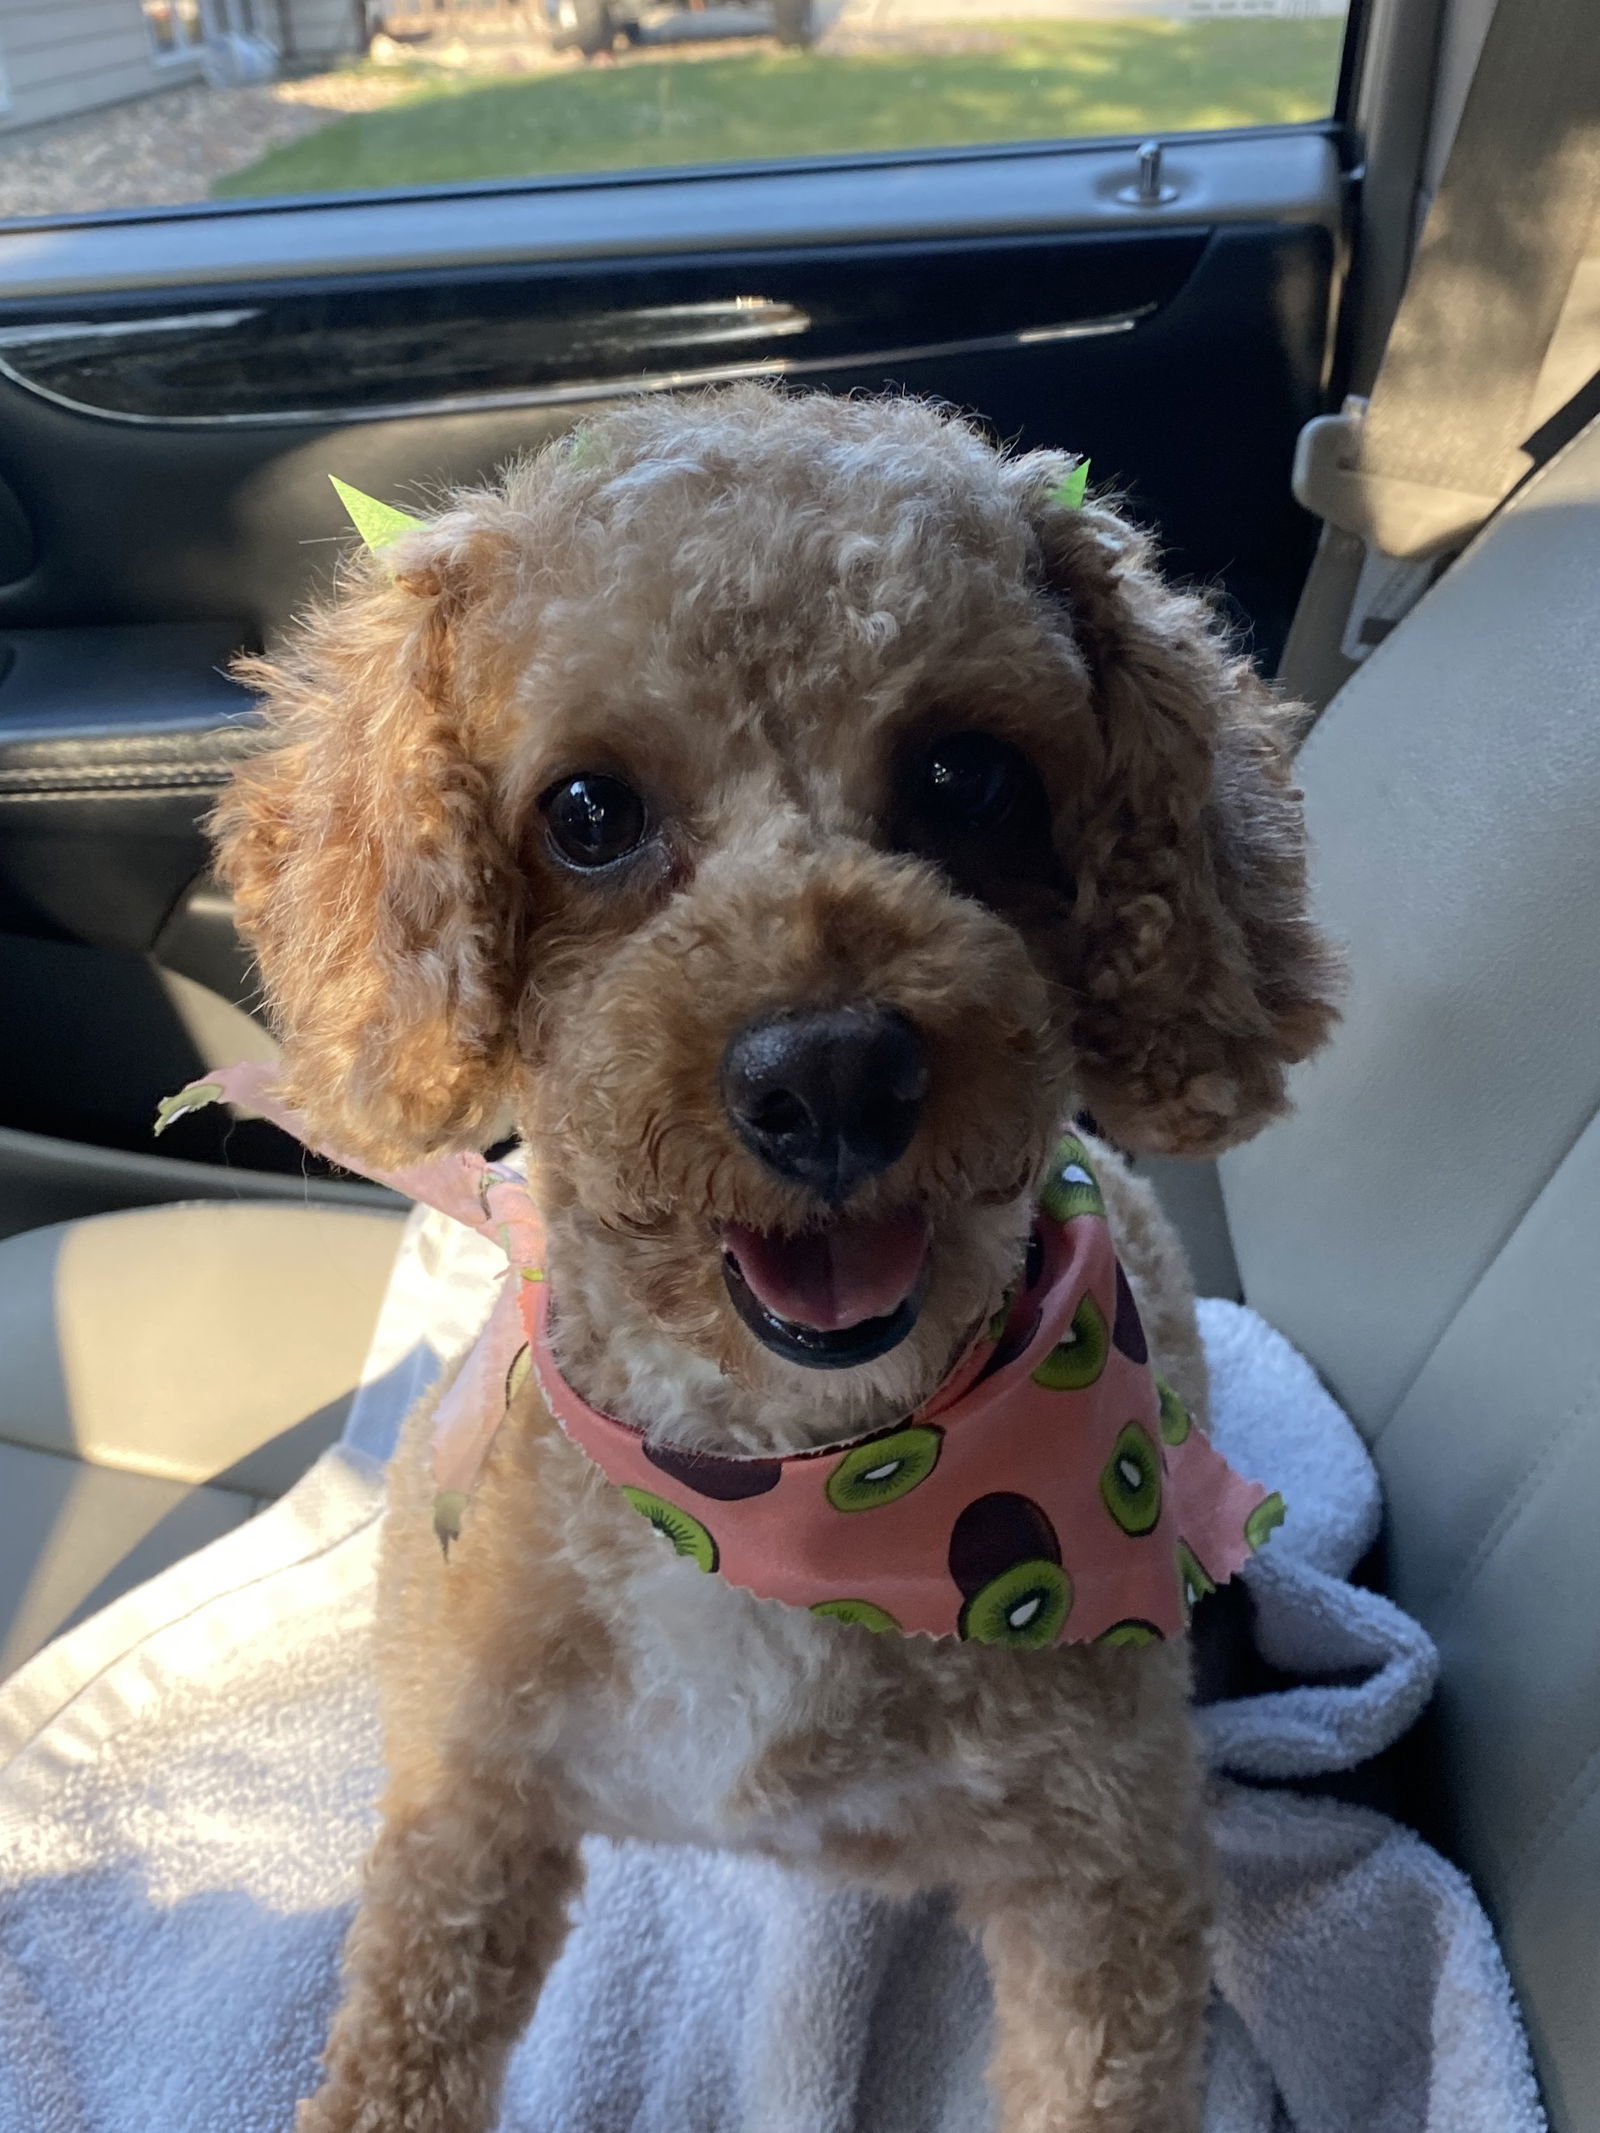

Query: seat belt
left=1279, top=0, right=1600, bottom=710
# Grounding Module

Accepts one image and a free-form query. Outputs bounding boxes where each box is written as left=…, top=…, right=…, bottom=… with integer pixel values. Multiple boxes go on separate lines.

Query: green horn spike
left=1050, top=459, right=1090, bottom=511
left=329, top=475, right=427, bottom=554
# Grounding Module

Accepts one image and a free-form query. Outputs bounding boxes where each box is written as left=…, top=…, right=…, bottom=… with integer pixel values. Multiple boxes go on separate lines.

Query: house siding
left=281, top=0, right=360, bottom=62
left=0, top=0, right=361, bottom=136
left=0, top=0, right=199, bottom=132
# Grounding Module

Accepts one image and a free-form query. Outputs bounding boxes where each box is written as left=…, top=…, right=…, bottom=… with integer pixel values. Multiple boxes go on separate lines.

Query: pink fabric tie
left=160, top=1065, right=1283, bottom=1649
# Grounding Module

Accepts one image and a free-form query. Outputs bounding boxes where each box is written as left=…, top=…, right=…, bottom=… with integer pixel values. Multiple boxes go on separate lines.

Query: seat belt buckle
left=1291, top=398, right=1370, bottom=532
left=1292, top=396, right=1502, bottom=560
left=1293, top=398, right=1475, bottom=664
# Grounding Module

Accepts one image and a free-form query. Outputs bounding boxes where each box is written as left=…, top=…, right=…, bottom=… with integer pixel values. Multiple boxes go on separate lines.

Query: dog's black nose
left=721, top=1005, right=930, bottom=1205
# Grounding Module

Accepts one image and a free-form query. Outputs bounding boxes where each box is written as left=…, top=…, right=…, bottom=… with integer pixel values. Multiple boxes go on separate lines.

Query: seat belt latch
left=1292, top=397, right=1511, bottom=664
left=1292, top=397, right=1507, bottom=563
left=1292, top=401, right=1435, bottom=664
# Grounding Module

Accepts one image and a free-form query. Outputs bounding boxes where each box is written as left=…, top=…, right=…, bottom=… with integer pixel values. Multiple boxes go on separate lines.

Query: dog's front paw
left=294, top=2076, right=465, bottom=2133
left=294, top=2085, right=375, bottom=2133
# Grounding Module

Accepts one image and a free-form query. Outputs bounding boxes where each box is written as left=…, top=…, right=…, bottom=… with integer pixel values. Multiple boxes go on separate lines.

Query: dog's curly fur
left=214, top=385, right=1337, bottom=2133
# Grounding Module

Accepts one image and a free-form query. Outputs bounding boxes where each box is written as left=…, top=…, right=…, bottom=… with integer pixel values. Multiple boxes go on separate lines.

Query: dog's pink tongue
left=726, top=1212, right=928, bottom=1331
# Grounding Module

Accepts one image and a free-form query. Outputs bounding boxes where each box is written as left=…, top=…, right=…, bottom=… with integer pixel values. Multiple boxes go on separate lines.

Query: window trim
left=142, top=0, right=209, bottom=67
left=13, top=119, right=1355, bottom=237
left=1332, top=0, right=1375, bottom=127
left=0, top=120, right=1349, bottom=296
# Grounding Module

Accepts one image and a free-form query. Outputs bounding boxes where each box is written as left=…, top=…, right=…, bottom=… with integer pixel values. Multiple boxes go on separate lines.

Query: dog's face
left=216, top=389, right=1336, bottom=1443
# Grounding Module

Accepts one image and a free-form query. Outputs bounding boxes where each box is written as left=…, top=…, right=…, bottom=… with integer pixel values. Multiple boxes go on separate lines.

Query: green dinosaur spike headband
left=1049, top=459, right=1090, bottom=511
left=330, top=475, right=426, bottom=554
left=328, top=459, right=1084, bottom=556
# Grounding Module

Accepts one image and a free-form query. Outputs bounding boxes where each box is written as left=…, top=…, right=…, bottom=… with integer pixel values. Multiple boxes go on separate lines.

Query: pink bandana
left=159, top=1064, right=1283, bottom=1649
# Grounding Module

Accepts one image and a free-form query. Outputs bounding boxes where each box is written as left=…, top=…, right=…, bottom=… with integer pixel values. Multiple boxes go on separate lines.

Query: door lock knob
left=1117, top=140, right=1180, bottom=208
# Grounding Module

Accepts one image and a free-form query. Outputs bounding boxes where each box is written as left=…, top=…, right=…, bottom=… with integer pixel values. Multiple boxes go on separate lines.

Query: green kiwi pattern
left=958, top=1560, right=1073, bottom=1648
left=1039, top=1134, right=1106, bottom=1224
left=1099, top=1423, right=1162, bottom=1536
left=1097, top=1619, right=1164, bottom=1648
left=811, top=1599, right=902, bottom=1633
left=826, top=1426, right=943, bottom=1513
left=619, top=1487, right=719, bottom=1572
left=1244, top=1493, right=1287, bottom=1551
left=1030, top=1293, right=1110, bottom=1390
left=1176, top=1540, right=1216, bottom=1619
left=1155, top=1377, right=1191, bottom=1446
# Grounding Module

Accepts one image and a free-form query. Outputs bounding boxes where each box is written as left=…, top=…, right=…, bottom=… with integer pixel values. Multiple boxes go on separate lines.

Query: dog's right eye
left=542, top=774, right=650, bottom=870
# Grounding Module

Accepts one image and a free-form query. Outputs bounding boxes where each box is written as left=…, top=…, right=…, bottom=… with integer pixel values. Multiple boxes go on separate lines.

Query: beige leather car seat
left=1220, top=414, right=1600, bottom=2133
left=0, top=1199, right=404, bottom=1674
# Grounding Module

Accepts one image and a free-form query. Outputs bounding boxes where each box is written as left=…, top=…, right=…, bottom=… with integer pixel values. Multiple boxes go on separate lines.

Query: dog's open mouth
left=722, top=1210, right=930, bottom=1369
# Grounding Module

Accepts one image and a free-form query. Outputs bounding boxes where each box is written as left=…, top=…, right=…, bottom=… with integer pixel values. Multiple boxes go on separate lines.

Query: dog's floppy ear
left=213, top=499, right=529, bottom=1165
left=1019, top=465, right=1341, bottom=1156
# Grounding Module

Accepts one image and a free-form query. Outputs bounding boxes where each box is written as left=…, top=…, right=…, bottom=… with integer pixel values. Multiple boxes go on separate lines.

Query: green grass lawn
left=216, top=19, right=1343, bottom=199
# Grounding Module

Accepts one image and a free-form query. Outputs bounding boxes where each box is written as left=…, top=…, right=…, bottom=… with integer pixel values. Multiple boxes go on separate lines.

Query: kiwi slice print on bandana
left=949, top=1492, right=1072, bottom=1648
left=1100, top=1423, right=1162, bottom=1536
left=1039, top=1134, right=1106, bottom=1223
left=1176, top=1540, right=1216, bottom=1619
left=811, top=1598, right=902, bottom=1633
left=1098, top=1619, right=1164, bottom=1648
left=1155, top=1377, right=1191, bottom=1445
left=1244, top=1492, right=1287, bottom=1550
left=1031, top=1291, right=1110, bottom=1390
left=620, top=1487, right=719, bottom=1572
left=825, top=1425, right=942, bottom=1512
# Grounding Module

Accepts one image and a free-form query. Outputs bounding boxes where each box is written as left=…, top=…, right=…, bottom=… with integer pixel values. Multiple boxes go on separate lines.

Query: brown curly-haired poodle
left=214, top=385, right=1336, bottom=2133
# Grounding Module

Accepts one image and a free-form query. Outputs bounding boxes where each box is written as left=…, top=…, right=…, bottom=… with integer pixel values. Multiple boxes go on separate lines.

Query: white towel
left=0, top=1207, right=1547, bottom=2133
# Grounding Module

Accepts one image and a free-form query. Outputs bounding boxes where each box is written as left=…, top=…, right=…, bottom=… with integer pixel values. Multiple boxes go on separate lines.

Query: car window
left=0, top=0, right=1350, bottom=220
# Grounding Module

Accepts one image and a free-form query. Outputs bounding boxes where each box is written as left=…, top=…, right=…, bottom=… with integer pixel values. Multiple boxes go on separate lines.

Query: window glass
left=143, top=0, right=206, bottom=62
left=1, top=0, right=1348, bottom=220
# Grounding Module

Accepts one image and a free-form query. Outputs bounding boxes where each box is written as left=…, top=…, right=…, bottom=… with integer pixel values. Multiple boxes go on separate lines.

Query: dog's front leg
left=964, top=1851, right=1210, bottom=2133
left=298, top=1774, right=581, bottom=2133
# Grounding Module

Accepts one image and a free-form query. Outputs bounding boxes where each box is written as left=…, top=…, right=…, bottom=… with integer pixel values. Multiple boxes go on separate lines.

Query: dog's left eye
left=913, top=733, right=1036, bottom=831
left=889, top=729, right=1062, bottom=907
left=542, top=774, right=650, bottom=869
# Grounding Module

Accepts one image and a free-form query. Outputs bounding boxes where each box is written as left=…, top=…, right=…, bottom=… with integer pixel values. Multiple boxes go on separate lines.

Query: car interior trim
left=0, top=304, right=1154, bottom=429
left=0, top=130, right=1343, bottom=302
